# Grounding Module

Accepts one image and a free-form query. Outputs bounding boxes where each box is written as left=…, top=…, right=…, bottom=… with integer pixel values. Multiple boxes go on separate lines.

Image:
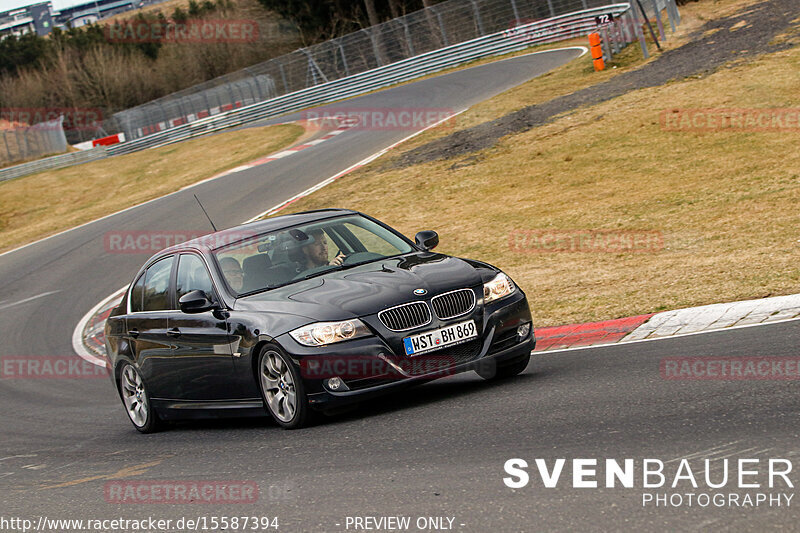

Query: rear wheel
left=119, top=362, right=162, bottom=433
left=257, top=345, right=314, bottom=429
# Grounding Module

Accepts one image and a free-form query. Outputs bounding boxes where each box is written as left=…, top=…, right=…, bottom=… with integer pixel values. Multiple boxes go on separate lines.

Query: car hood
left=234, top=252, right=484, bottom=321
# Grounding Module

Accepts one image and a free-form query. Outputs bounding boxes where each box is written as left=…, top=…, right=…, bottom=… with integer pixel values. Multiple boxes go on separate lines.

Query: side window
left=130, top=273, right=145, bottom=313
left=176, top=254, right=214, bottom=302
left=142, top=256, right=174, bottom=312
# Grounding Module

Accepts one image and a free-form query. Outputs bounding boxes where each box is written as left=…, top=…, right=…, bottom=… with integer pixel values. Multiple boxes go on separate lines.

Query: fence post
left=509, top=0, right=521, bottom=23
left=2, top=131, right=10, bottom=162
left=244, top=68, right=262, bottom=100
left=469, top=0, right=485, bottom=36
left=545, top=0, right=555, bottom=18
left=429, top=7, right=449, bottom=47
left=666, top=0, right=678, bottom=31
left=651, top=0, right=666, bottom=41
left=201, top=91, right=213, bottom=116
left=670, top=0, right=680, bottom=25
left=599, top=25, right=612, bottom=62
left=611, top=16, right=622, bottom=52
left=336, top=41, right=351, bottom=76
left=398, top=18, right=415, bottom=57
left=278, top=61, right=289, bottom=94
left=633, top=7, right=649, bottom=59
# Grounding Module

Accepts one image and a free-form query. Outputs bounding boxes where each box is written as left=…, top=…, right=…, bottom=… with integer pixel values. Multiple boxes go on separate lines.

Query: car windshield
left=214, top=215, right=415, bottom=295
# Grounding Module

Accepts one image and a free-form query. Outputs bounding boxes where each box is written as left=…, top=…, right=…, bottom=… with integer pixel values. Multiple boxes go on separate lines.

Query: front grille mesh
left=403, top=339, right=482, bottom=376
left=378, top=302, right=431, bottom=331
left=431, top=289, right=475, bottom=319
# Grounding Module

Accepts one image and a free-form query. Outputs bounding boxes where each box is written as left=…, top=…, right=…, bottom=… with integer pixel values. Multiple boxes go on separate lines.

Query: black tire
left=476, top=352, right=531, bottom=381
left=256, top=344, right=315, bottom=429
left=118, top=362, right=162, bottom=433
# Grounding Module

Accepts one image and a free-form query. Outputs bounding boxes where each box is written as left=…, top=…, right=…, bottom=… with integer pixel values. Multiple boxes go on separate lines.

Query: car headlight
left=289, top=319, right=371, bottom=347
left=483, top=272, right=516, bottom=304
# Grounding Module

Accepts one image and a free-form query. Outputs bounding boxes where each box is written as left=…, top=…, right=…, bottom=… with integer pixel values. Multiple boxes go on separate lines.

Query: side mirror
left=415, top=230, right=439, bottom=251
left=179, top=290, right=217, bottom=314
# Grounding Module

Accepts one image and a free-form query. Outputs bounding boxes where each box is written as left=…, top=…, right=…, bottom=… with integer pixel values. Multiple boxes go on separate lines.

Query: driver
left=219, top=257, right=244, bottom=292
left=302, top=228, right=345, bottom=269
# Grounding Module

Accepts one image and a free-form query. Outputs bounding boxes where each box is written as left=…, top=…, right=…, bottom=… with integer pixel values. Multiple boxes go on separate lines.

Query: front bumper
left=277, top=290, right=535, bottom=411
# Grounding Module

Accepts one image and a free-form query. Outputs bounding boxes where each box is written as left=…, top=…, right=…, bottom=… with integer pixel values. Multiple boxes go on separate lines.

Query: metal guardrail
left=1, top=0, right=681, bottom=181
left=108, top=0, right=625, bottom=142
left=107, top=4, right=634, bottom=156
left=0, top=147, right=107, bottom=183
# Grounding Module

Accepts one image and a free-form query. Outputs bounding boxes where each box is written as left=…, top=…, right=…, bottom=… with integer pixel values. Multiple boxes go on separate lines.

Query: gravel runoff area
left=391, top=0, right=800, bottom=167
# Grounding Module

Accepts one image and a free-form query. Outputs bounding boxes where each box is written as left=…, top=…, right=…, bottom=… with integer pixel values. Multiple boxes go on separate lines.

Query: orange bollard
left=589, top=32, right=605, bottom=71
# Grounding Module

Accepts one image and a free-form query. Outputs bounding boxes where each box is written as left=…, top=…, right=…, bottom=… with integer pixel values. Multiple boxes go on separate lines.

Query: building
left=0, top=2, right=53, bottom=37
left=0, top=0, right=144, bottom=38
left=55, top=0, right=138, bottom=28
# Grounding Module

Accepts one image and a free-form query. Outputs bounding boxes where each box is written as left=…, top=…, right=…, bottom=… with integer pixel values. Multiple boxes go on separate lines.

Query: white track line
left=0, top=291, right=60, bottom=311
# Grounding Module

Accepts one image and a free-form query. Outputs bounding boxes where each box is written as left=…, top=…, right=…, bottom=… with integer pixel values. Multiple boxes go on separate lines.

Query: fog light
left=517, top=323, right=531, bottom=339
left=326, top=376, right=348, bottom=391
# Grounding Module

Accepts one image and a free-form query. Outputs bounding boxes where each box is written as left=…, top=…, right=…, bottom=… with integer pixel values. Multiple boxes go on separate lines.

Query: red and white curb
left=534, top=294, right=800, bottom=353
left=622, top=293, right=800, bottom=341
left=71, top=286, right=127, bottom=367
left=207, top=117, right=359, bottom=181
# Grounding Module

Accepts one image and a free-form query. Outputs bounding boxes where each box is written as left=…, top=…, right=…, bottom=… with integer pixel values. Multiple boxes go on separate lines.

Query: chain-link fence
left=0, top=117, right=68, bottom=166
left=107, top=0, right=627, bottom=141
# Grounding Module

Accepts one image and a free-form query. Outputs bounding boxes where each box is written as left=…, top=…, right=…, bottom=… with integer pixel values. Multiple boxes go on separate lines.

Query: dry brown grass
left=281, top=4, right=800, bottom=327
left=0, top=123, right=303, bottom=253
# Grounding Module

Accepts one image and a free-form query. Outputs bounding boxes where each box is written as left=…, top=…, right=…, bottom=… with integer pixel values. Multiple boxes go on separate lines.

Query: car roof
left=157, top=208, right=359, bottom=256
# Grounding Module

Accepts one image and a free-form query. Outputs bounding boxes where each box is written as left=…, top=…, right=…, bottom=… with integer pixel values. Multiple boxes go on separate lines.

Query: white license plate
left=403, top=320, right=478, bottom=356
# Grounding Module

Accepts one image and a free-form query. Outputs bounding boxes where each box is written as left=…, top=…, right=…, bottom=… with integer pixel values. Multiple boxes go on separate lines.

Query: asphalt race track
left=1, top=48, right=799, bottom=531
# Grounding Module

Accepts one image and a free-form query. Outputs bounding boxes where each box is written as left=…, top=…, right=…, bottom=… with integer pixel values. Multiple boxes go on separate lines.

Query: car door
left=126, top=255, right=174, bottom=397
left=165, top=252, right=237, bottom=401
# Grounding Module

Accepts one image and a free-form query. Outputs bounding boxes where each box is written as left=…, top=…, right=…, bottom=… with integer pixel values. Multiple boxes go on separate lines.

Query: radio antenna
left=193, top=194, right=218, bottom=232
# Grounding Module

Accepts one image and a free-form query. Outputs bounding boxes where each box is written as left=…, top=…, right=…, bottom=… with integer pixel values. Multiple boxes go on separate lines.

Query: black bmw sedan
left=105, top=209, right=535, bottom=431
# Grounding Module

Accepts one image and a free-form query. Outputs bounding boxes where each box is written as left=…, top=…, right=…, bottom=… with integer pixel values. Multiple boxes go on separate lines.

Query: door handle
left=167, top=328, right=181, bottom=338
left=127, top=329, right=139, bottom=338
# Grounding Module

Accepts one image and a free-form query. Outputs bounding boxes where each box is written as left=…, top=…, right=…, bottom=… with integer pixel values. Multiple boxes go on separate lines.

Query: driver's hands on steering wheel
left=329, top=251, right=346, bottom=266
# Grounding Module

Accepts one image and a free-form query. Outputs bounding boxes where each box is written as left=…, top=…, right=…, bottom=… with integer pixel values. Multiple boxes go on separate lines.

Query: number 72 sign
left=594, top=14, right=614, bottom=25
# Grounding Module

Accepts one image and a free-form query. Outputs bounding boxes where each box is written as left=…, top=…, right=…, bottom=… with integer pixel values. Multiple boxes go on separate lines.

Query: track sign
left=595, top=13, right=614, bottom=25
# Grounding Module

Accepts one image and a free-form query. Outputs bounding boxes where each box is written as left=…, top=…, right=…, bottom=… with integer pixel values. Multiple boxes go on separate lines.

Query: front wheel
left=257, top=345, right=314, bottom=429
left=118, top=362, right=162, bottom=433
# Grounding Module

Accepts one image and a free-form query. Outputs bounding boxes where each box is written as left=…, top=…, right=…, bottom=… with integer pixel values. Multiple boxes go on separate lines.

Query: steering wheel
left=342, top=252, right=383, bottom=265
